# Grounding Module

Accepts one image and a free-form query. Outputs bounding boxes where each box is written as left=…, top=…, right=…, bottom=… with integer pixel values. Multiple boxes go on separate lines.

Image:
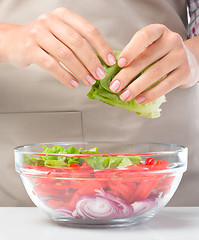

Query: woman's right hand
left=0, top=7, right=116, bottom=88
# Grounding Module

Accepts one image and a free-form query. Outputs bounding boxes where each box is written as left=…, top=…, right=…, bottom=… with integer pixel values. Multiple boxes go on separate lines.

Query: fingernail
left=86, top=74, right=96, bottom=85
left=107, top=53, right=116, bottom=65
left=96, top=67, right=105, bottom=79
left=120, top=89, right=131, bottom=101
left=135, top=95, right=146, bottom=104
left=118, top=58, right=127, bottom=67
left=70, top=79, right=79, bottom=88
left=110, top=80, right=120, bottom=92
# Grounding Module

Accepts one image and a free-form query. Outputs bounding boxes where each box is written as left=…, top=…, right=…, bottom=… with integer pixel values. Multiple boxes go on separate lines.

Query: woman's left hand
left=109, top=24, right=199, bottom=104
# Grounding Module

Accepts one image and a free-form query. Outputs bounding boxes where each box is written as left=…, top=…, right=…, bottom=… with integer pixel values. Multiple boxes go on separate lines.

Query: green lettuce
left=84, top=155, right=142, bottom=170
left=87, top=51, right=166, bottom=118
left=117, top=156, right=142, bottom=169
left=24, top=145, right=142, bottom=169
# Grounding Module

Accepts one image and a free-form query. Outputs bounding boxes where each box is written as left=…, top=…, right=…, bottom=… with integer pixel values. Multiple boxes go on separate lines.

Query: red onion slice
left=73, top=195, right=118, bottom=219
left=96, top=190, right=134, bottom=218
left=55, top=208, right=73, bottom=218
left=132, top=199, right=157, bottom=216
left=73, top=190, right=134, bottom=219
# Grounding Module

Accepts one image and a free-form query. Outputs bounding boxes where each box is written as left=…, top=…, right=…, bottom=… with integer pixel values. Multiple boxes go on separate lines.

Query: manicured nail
left=110, top=80, right=120, bottom=92
left=118, top=58, right=127, bottom=67
left=120, top=89, right=131, bottom=101
left=107, top=53, right=116, bottom=65
left=70, top=79, right=79, bottom=88
left=135, top=95, right=146, bottom=104
left=86, top=74, right=96, bottom=85
left=96, top=67, right=105, bottom=79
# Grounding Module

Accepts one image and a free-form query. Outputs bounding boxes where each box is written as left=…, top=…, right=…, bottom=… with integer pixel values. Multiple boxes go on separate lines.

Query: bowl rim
left=15, top=141, right=188, bottom=176
left=14, top=141, right=187, bottom=157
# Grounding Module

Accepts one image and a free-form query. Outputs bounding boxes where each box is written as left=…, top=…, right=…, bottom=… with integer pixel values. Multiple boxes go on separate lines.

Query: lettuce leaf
left=84, top=155, right=142, bottom=170
left=26, top=145, right=142, bottom=169
left=117, top=156, right=142, bottom=168
left=81, top=147, right=99, bottom=154
left=44, top=160, right=68, bottom=168
left=87, top=51, right=166, bottom=118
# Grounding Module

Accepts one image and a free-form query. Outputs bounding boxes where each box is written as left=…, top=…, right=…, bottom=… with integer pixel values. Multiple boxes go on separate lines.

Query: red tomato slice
left=68, top=180, right=103, bottom=209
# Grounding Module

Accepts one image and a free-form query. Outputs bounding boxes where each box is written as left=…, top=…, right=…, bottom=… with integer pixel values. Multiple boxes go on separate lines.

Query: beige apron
left=1, top=0, right=198, bottom=206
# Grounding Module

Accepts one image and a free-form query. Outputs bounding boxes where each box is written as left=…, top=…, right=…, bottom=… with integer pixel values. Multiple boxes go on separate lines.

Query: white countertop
left=0, top=207, right=199, bottom=240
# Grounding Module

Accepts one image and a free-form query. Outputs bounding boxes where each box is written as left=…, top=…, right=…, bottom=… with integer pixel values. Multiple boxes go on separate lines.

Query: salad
left=87, top=51, right=166, bottom=118
left=23, top=145, right=174, bottom=220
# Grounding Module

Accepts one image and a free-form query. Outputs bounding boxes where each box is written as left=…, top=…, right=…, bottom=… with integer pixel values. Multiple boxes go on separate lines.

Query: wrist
left=184, top=36, right=199, bottom=65
left=0, top=23, right=19, bottom=62
left=184, top=36, right=199, bottom=84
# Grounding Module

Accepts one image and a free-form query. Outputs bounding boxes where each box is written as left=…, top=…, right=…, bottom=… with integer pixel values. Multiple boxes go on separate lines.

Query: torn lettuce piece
left=84, top=155, right=142, bottom=170
left=84, top=156, right=123, bottom=170
left=81, top=147, right=99, bottom=154
left=44, top=160, right=68, bottom=168
left=117, top=156, right=142, bottom=168
left=87, top=50, right=166, bottom=118
left=99, top=51, right=122, bottom=92
left=84, top=156, right=111, bottom=170
left=26, top=144, right=142, bottom=170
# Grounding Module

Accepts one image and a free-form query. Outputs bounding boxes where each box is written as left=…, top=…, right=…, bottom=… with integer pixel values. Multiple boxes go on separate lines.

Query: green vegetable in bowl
left=87, top=51, right=166, bottom=118
left=84, top=155, right=141, bottom=170
left=23, top=144, right=141, bottom=169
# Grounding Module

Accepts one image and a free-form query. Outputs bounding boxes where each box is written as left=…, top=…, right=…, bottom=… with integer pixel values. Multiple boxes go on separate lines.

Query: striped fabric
left=187, top=0, right=199, bottom=37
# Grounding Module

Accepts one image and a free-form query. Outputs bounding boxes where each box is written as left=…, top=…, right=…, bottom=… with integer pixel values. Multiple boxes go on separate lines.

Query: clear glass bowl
left=14, top=142, right=187, bottom=228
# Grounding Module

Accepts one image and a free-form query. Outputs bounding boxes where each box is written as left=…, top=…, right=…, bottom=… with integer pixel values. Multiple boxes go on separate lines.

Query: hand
left=109, top=24, right=199, bottom=103
left=0, top=7, right=116, bottom=88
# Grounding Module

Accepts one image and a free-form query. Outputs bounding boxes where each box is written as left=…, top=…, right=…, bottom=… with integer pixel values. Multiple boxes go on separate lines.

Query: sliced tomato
left=47, top=200, right=64, bottom=209
left=24, top=160, right=171, bottom=207
left=70, top=163, right=80, bottom=168
left=153, top=160, right=169, bottom=170
left=33, top=184, right=64, bottom=197
left=67, top=180, right=103, bottom=209
left=145, top=158, right=155, bottom=165
left=108, top=180, right=137, bottom=204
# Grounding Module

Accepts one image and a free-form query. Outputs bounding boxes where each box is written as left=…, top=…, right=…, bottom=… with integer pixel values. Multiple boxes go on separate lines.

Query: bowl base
left=52, top=216, right=151, bottom=228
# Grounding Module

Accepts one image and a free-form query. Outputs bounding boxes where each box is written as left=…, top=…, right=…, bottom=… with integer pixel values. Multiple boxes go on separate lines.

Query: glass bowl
left=14, top=142, right=187, bottom=228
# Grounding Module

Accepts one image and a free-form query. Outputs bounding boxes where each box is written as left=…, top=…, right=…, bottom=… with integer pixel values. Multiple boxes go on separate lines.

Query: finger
left=135, top=66, right=186, bottom=104
left=40, top=13, right=105, bottom=80
left=32, top=47, right=79, bottom=88
left=119, top=49, right=182, bottom=102
left=52, top=7, right=116, bottom=66
left=35, top=29, right=96, bottom=86
left=110, top=34, right=172, bottom=93
left=118, top=24, right=168, bottom=67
